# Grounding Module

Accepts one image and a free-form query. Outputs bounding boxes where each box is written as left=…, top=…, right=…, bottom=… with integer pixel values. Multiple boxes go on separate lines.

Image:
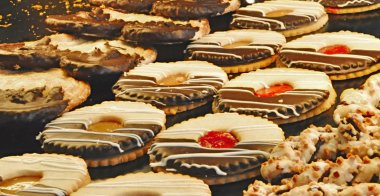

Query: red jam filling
left=318, top=44, right=351, bottom=55
left=198, top=131, right=238, bottom=148
left=255, top=84, right=293, bottom=98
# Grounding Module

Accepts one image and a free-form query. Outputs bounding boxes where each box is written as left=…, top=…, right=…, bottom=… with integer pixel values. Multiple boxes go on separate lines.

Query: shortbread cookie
left=152, top=0, right=241, bottom=20
left=0, top=69, right=90, bottom=125
left=89, top=0, right=156, bottom=13
left=37, top=101, right=165, bottom=167
left=231, top=0, right=328, bottom=37
left=213, top=68, right=336, bottom=124
left=149, top=113, right=284, bottom=185
left=102, top=9, right=211, bottom=43
left=314, top=0, right=380, bottom=14
left=113, top=61, right=228, bottom=116
left=277, top=31, right=380, bottom=80
left=185, top=30, right=286, bottom=74
left=72, top=172, right=211, bottom=196
left=0, top=153, right=90, bottom=195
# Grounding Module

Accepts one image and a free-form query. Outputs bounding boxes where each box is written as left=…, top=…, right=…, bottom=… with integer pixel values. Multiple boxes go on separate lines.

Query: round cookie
left=185, top=30, right=286, bottom=74
left=72, top=172, right=211, bottom=196
left=149, top=113, right=284, bottom=185
left=113, top=61, right=228, bottom=117
left=314, top=0, right=380, bottom=14
left=231, top=0, right=328, bottom=37
left=0, top=68, right=90, bottom=125
left=0, top=153, right=90, bottom=195
left=37, top=101, right=166, bottom=167
left=213, top=68, right=337, bottom=124
left=151, top=0, right=241, bottom=20
left=88, top=0, right=156, bottom=13
left=277, top=31, right=380, bottom=80
left=102, top=9, right=211, bottom=43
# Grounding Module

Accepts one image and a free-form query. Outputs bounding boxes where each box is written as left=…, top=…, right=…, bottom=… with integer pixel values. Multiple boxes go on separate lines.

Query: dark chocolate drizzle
left=315, top=0, right=378, bottom=8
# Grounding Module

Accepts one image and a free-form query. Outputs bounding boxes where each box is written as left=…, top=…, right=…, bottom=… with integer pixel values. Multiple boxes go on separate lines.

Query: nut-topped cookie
left=0, top=153, right=90, bottom=196
left=231, top=0, right=328, bottom=37
left=149, top=113, right=284, bottom=185
left=37, top=101, right=165, bottom=167
left=277, top=31, right=380, bottom=80
left=213, top=68, right=336, bottom=124
left=185, top=30, right=286, bottom=75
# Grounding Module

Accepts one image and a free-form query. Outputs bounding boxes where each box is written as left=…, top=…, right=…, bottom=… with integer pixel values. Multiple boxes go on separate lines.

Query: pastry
left=113, top=61, right=228, bottom=118
left=88, top=0, right=156, bottom=13
left=314, top=0, right=380, bottom=14
left=0, top=68, right=90, bottom=125
left=72, top=172, right=211, bottom=196
left=0, top=153, right=90, bottom=195
left=213, top=68, right=336, bottom=124
left=185, top=29, right=286, bottom=74
left=152, top=0, right=241, bottom=20
left=37, top=101, right=166, bottom=167
left=277, top=31, right=380, bottom=80
left=149, top=113, right=284, bottom=185
left=231, top=0, right=328, bottom=37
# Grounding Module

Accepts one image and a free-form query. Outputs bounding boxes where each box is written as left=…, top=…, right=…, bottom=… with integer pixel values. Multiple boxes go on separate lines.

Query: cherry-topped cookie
left=277, top=31, right=380, bottom=80
left=213, top=68, right=337, bottom=124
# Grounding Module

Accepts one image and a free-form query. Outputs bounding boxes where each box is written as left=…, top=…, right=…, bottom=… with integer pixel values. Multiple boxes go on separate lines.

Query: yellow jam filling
left=158, top=73, right=188, bottom=86
left=266, top=9, right=293, bottom=18
left=0, top=176, right=41, bottom=194
left=88, top=121, right=123, bottom=132
left=223, top=40, right=252, bottom=49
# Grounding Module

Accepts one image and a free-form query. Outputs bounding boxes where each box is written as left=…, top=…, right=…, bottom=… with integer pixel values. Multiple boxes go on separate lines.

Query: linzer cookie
left=113, top=61, right=228, bottom=119
left=72, top=172, right=211, bottom=196
left=0, top=153, right=90, bottom=195
left=314, top=0, right=380, bottom=14
left=89, top=0, right=156, bottom=13
left=0, top=69, right=90, bottom=125
left=37, top=101, right=165, bottom=167
left=213, top=68, right=336, bottom=124
left=151, top=0, right=241, bottom=20
left=149, top=113, right=284, bottom=185
left=277, top=31, right=380, bottom=80
left=231, top=0, right=328, bottom=37
left=50, top=34, right=157, bottom=82
left=102, top=9, right=211, bottom=43
left=185, top=30, right=286, bottom=75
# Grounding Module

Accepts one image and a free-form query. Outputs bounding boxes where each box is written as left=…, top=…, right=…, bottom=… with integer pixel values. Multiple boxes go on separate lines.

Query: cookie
left=0, top=68, right=90, bottom=125
left=185, top=29, right=286, bottom=74
left=0, top=153, right=90, bottom=195
left=50, top=34, right=157, bottom=82
left=113, top=61, right=228, bottom=117
left=277, top=31, right=380, bottom=80
left=46, top=8, right=125, bottom=39
left=88, top=0, right=156, bottom=13
left=72, top=172, right=211, bottom=196
left=314, top=0, right=380, bottom=14
left=37, top=101, right=166, bottom=167
left=149, top=113, right=284, bottom=185
left=231, top=0, right=328, bottom=37
left=102, top=9, right=211, bottom=43
left=213, top=68, right=337, bottom=124
left=151, top=0, right=241, bottom=20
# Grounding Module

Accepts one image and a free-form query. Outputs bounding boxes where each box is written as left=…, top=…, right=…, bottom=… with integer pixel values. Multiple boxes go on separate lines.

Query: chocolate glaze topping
left=152, top=0, right=230, bottom=20
left=89, top=0, right=156, bottom=13
left=315, top=0, right=379, bottom=8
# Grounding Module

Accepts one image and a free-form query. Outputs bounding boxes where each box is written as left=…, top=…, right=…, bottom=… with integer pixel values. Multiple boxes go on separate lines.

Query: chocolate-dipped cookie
left=37, top=101, right=165, bottom=167
left=152, top=0, right=241, bottom=20
left=213, top=68, right=337, bottom=124
left=102, top=9, right=211, bottom=43
left=113, top=61, right=228, bottom=125
left=277, top=31, right=380, bottom=80
left=0, top=153, right=90, bottom=196
left=72, top=172, right=211, bottom=196
left=149, top=113, right=284, bottom=185
left=313, top=0, right=380, bottom=14
left=231, top=0, right=328, bottom=37
left=0, top=69, right=90, bottom=125
left=185, top=30, right=286, bottom=75
left=89, top=0, right=156, bottom=13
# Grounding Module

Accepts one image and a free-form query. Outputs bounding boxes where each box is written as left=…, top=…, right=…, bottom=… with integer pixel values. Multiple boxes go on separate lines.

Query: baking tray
left=1, top=1, right=380, bottom=195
